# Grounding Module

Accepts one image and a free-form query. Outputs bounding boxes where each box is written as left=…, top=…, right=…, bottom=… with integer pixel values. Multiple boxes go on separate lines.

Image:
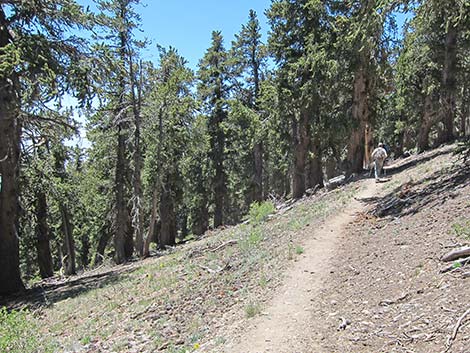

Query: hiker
left=371, top=142, right=388, bottom=180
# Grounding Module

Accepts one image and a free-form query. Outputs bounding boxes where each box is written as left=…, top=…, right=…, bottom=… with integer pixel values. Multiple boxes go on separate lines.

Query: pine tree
left=0, top=0, right=91, bottom=295
left=142, top=49, right=195, bottom=252
left=198, top=31, right=230, bottom=227
left=267, top=0, right=330, bottom=198
left=230, top=10, right=267, bottom=204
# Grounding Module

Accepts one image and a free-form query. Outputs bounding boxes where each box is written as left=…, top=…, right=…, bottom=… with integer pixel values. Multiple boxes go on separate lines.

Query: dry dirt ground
left=221, top=144, right=470, bottom=353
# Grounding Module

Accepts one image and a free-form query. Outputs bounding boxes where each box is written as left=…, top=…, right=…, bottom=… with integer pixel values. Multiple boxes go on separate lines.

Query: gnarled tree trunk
left=347, top=65, right=370, bottom=175
left=417, top=95, right=435, bottom=152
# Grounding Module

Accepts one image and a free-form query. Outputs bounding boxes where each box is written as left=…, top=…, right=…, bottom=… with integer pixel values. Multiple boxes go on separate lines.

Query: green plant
left=244, top=302, right=261, bottom=318
left=295, top=245, right=304, bottom=255
left=247, top=201, right=276, bottom=225
left=0, top=307, right=55, bottom=353
left=451, top=220, right=470, bottom=240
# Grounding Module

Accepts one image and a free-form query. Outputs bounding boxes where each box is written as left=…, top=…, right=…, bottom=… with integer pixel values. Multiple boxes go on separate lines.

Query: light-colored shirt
left=371, top=147, right=387, bottom=162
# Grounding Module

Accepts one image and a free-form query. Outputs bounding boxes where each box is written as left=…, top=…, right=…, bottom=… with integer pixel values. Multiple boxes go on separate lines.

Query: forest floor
left=2, top=143, right=470, bottom=353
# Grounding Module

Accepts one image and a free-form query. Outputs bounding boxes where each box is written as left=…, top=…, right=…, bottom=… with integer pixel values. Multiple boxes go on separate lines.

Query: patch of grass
left=247, top=201, right=276, bottom=225
left=0, top=308, right=56, bottom=353
left=295, top=245, right=304, bottom=255
left=239, top=227, right=264, bottom=252
left=258, top=274, right=269, bottom=288
left=451, top=219, right=470, bottom=240
left=245, top=302, right=262, bottom=318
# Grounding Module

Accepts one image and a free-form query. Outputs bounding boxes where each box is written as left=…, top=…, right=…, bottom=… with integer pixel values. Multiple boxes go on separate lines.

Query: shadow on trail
left=370, top=160, right=470, bottom=219
left=0, top=263, right=140, bottom=311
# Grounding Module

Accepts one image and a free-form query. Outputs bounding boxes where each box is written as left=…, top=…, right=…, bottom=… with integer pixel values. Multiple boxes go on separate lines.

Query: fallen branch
left=379, top=293, right=410, bottom=306
left=198, top=261, right=230, bottom=274
left=444, top=307, right=470, bottom=352
left=462, top=272, right=470, bottom=279
left=440, top=256, right=470, bottom=273
left=209, top=239, right=238, bottom=252
left=441, top=246, right=470, bottom=262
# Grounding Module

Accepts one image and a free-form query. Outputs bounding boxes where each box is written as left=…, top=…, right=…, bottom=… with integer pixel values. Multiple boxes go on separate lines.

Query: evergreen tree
left=0, top=0, right=91, bottom=295
left=267, top=0, right=330, bottom=198
left=198, top=31, right=230, bottom=227
left=230, top=10, right=267, bottom=205
left=142, top=48, right=195, bottom=252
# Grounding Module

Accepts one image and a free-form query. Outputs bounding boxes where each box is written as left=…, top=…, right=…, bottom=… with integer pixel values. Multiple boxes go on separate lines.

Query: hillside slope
left=2, top=144, right=469, bottom=353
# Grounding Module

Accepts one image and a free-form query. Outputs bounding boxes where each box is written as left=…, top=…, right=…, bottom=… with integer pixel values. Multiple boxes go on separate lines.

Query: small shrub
left=247, top=201, right=275, bottom=225
left=245, top=302, right=261, bottom=318
left=295, top=245, right=304, bottom=255
left=451, top=220, right=470, bottom=240
left=239, top=227, right=264, bottom=252
left=0, top=307, right=54, bottom=353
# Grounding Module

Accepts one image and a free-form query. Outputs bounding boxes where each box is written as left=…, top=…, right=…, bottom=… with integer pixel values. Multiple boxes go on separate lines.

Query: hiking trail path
left=228, top=179, right=378, bottom=353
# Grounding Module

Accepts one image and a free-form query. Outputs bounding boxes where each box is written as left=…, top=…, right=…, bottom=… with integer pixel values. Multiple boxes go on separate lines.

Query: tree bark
left=192, top=196, right=209, bottom=236
left=94, top=224, right=112, bottom=265
left=130, top=57, right=144, bottom=257
left=439, top=19, right=458, bottom=143
left=459, top=83, right=468, bottom=137
left=292, top=109, right=310, bottom=199
left=417, top=95, right=435, bottom=152
left=0, top=8, right=25, bottom=294
left=114, top=124, right=128, bottom=264
left=159, top=181, right=176, bottom=248
left=347, top=65, right=369, bottom=175
left=114, top=2, right=133, bottom=264
left=35, top=191, right=54, bottom=279
left=306, top=135, right=323, bottom=189
left=143, top=190, right=158, bottom=258
left=252, top=141, right=263, bottom=202
left=212, top=105, right=226, bottom=228
left=60, top=205, right=76, bottom=276
left=0, top=95, right=25, bottom=293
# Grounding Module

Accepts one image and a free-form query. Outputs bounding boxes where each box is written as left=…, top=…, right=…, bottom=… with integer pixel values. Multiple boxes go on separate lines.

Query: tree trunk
left=94, top=224, right=112, bottom=265
left=143, top=189, right=158, bottom=258
left=60, top=205, right=76, bottom=276
left=250, top=141, right=263, bottom=203
left=114, top=3, right=133, bottom=264
left=292, top=109, right=310, bottom=199
left=306, top=135, right=323, bottom=189
left=159, top=180, right=176, bottom=248
left=114, top=124, right=128, bottom=264
left=130, top=57, right=144, bottom=257
left=460, top=83, right=468, bottom=137
left=80, top=232, right=90, bottom=269
left=417, top=95, right=435, bottom=152
left=192, top=198, right=209, bottom=236
left=439, top=19, right=458, bottom=143
left=347, top=66, right=369, bottom=175
left=212, top=105, right=226, bottom=228
left=180, top=211, right=189, bottom=240
left=35, top=191, right=53, bottom=279
left=0, top=10, right=25, bottom=294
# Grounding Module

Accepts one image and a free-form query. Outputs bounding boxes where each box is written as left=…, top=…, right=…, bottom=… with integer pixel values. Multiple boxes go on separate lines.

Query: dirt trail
left=228, top=179, right=378, bottom=353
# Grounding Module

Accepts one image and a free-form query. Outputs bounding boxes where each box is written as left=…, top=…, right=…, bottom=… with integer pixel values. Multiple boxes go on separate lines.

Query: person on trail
left=371, top=142, right=388, bottom=180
